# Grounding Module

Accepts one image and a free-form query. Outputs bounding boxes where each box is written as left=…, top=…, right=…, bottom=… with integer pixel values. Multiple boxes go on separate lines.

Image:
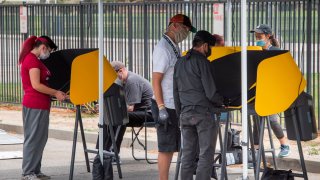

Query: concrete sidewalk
left=0, top=134, right=250, bottom=180
left=1, top=135, right=320, bottom=180
left=1, top=117, right=320, bottom=174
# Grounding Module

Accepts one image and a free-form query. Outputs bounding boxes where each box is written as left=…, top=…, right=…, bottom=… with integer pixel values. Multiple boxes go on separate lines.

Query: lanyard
left=162, top=34, right=180, bottom=58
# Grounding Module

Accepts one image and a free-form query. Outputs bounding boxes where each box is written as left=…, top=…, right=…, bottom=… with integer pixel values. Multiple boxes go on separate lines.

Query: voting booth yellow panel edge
left=69, top=50, right=117, bottom=105
left=255, top=52, right=306, bottom=116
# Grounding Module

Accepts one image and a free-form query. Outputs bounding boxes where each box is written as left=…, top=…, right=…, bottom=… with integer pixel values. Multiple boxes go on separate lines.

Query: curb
left=1, top=123, right=319, bottom=174
left=0, top=123, right=158, bottom=151
left=266, top=156, right=320, bottom=173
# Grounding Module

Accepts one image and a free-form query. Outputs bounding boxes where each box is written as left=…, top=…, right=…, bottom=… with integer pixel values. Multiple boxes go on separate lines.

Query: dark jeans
left=96, top=111, right=153, bottom=153
left=180, top=111, right=219, bottom=180
left=252, top=114, right=284, bottom=145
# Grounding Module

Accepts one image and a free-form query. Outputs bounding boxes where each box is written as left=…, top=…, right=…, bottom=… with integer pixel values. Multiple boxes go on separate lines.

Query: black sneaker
left=36, top=172, right=51, bottom=180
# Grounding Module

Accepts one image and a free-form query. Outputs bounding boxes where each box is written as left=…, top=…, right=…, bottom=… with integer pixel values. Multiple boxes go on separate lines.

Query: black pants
left=96, top=111, right=153, bottom=153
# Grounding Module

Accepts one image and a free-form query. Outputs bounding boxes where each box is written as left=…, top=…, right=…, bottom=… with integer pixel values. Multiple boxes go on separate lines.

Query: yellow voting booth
left=69, top=50, right=117, bottom=105
left=206, top=46, right=306, bottom=116
left=43, top=49, right=120, bottom=178
left=42, top=48, right=117, bottom=104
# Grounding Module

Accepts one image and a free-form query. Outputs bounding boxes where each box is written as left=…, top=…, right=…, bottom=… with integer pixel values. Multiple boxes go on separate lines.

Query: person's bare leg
left=278, top=136, right=287, bottom=145
left=158, top=152, right=174, bottom=180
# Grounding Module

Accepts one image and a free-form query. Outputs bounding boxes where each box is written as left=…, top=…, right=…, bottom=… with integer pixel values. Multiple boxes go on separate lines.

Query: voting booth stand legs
left=252, top=116, right=277, bottom=180
left=68, top=105, right=123, bottom=180
left=219, top=114, right=278, bottom=180
left=292, top=113, right=308, bottom=180
left=172, top=112, right=308, bottom=180
left=219, top=113, right=229, bottom=180
left=287, top=113, right=308, bottom=179
left=69, top=105, right=90, bottom=180
left=253, top=115, right=308, bottom=180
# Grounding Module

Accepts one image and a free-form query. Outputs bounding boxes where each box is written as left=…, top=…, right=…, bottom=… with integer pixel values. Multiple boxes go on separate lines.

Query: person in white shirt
left=152, top=14, right=196, bottom=180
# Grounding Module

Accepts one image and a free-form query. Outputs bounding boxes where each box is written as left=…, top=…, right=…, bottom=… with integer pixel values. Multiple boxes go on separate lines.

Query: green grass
left=0, top=83, right=22, bottom=103
left=308, top=147, right=320, bottom=156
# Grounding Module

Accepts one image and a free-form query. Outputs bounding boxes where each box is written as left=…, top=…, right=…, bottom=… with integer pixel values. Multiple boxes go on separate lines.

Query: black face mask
left=205, top=46, right=212, bottom=58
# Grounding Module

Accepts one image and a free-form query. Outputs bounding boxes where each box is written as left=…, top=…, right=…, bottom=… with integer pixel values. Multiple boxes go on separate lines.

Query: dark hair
left=192, top=30, right=216, bottom=48
left=19, top=35, right=57, bottom=64
left=192, top=37, right=206, bottom=48
left=40, top=35, right=58, bottom=50
left=212, top=34, right=224, bottom=46
left=269, top=35, right=279, bottom=47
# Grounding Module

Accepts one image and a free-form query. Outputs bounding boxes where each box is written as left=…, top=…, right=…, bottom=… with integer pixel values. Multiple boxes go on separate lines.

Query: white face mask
left=174, top=26, right=190, bottom=43
left=39, top=49, right=50, bottom=60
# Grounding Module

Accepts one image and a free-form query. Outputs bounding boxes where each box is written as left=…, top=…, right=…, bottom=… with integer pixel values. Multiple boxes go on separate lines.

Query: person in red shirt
left=19, top=36, right=66, bottom=180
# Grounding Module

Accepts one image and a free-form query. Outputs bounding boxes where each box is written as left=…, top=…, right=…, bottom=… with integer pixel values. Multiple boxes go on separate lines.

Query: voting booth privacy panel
left=43, top=48, right=129, bottom=128
left=42, top=49, right=117, bottom=105
left=43, top=49, right=126, bottom=179
left=209, top=47, right=306, bottom=117
left=45, top=47, right=308, bottom=120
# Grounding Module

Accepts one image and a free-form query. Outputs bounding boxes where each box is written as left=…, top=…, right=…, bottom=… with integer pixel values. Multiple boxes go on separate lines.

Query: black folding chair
left=130, top=99, right=158, bottom=164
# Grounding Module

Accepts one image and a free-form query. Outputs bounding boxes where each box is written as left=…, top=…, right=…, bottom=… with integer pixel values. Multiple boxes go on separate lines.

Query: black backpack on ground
left=215, top=128, right=242, bottom=165
left=227, top=128, right=241, bottom=151
left=92, top=154, right=113, bottom=180
left=261, top=167, right=294, bottom=180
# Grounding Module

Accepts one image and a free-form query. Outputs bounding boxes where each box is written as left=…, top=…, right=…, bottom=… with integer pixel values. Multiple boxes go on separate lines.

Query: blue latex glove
left=158, top=107, right=171, bottom=131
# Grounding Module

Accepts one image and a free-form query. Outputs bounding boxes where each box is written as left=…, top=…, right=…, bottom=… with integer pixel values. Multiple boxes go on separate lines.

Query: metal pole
left=306, top=0, right=312, bottom=93
left=128, top=6, right=133, bottom=71
left=292, top=109, right=308, bottom=179
left=143, top=2, right=148, bottom=80
left=79, top=2, right=84, bottom=48
left=240, top=0, right=248, bottom=179
left=226, top=0, right=232, bottom=46
left=98, top=0, right=104, bottom=164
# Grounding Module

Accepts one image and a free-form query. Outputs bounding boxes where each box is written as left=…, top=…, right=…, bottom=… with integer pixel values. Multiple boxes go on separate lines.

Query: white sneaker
left=21, top=174, right=39, bottom=180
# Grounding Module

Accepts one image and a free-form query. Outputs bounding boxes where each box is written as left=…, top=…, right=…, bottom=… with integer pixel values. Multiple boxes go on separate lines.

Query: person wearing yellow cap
left=152, top=14, right=196, bottom=180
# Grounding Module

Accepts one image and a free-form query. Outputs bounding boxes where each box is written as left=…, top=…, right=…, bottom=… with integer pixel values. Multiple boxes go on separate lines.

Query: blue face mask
left=256, top=40, right=266, bottom=47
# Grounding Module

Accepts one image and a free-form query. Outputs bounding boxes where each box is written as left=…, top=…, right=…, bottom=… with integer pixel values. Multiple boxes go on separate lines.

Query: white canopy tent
left=240, top=0, right=249, bottom=178
left=212, top=0, right=250, bottom=178
left=98, top=0, right=104, bottom=164
left=226, top=0, right=249, bottom=178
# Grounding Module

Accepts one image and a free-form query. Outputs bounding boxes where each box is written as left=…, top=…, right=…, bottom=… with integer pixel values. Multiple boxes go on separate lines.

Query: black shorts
left=156, top=108, right=181, bottom=152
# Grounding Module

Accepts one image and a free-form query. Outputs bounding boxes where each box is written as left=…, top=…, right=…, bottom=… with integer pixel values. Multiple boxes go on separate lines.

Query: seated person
left=96, top=61, right=154, bottom=155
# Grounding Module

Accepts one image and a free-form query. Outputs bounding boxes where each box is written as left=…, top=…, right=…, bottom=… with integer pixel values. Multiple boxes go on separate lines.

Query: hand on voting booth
left=42, top=49, right=117, bottom=105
